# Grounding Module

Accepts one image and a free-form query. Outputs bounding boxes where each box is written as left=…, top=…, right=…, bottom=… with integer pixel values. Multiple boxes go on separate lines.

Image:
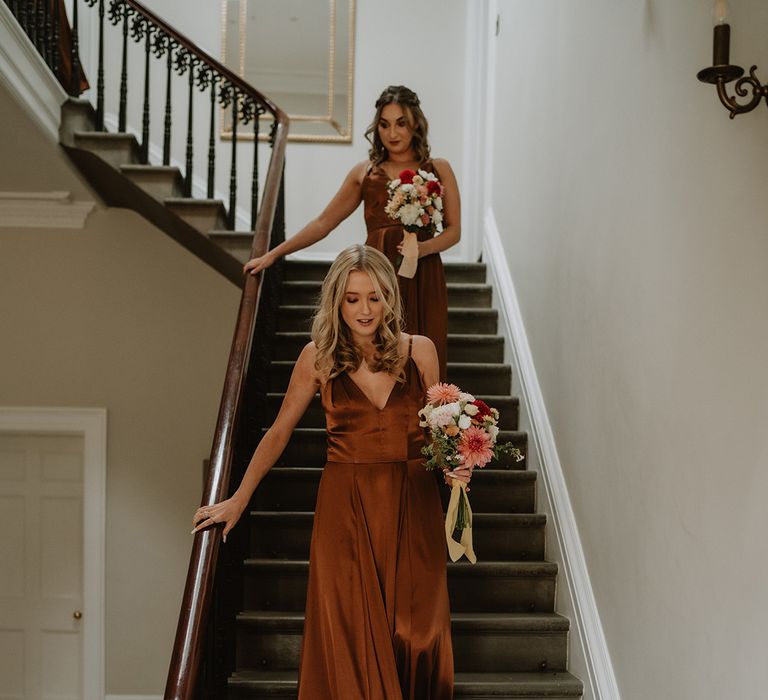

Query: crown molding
left=0, top=191, right=95, bottom=229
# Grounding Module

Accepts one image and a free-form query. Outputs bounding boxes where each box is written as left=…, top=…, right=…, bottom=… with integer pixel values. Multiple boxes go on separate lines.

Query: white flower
left=458, top=415, right=472, bottom=430
left=444, top=401, right=461, bottom=416
left=428, top=404, right=457, bottom=428
left=458, top=392, right=475, bottom=403
left=412, top=175, right=424, bottom=185
left=434, top=196, right=443, bottom=210
left=488, top=425, right=499, bottom=441
left=390, top=178, right=401, bottom=188
left=464, top=403, right=479, bottom=416
left=401, top=183, right=414, bottom=193
left=399, top=203, right=421, bottom=226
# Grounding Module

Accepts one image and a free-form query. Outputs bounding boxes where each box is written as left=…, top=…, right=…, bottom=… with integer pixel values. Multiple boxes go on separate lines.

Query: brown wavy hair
left=365, top=85, right=431, bottom=166
left=311, top=245, right=404, bottom=384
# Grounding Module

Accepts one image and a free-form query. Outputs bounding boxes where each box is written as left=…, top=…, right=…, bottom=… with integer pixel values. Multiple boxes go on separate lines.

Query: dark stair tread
left=120, top=164, right=182, bottom=175
left=250, top=511, right=546, bottom=526
left=164, top=197, right=226, bottom=208
left=72, top=130, right=138, bottom=142
left=243, top=558, right=557, bottom=576
left=227, top=669, right=583, bottom=695
left=236, top=610, right=569, bottom=632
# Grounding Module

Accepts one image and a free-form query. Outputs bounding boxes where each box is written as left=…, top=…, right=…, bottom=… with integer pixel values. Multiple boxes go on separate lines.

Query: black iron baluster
left=184, top=57, right=195, bottom=196
left=163, top=40, right=173, bottom=165
left=228, top=89, right=238, bottom=229
left=119, top=4, right=129, bottom=131
left=70, top=0, right=80, bottom=96
left=94, top=0, right=104, bottom=129
left=29, top=0, right=38, bottom=49
left=132, top=16, right=151, bottom=162
left=43, top=0, right=51, bottom=65
left=251, top=109, right=260, bottom=230
left=18, top=1, right=26, bottom=33
left=207, top=76, right=216, bottom=198
left=9, top=1, right=18, bottom=20
left=51, top=0, right=59, bottom=82
left=35, top=0, right=45, bottom=53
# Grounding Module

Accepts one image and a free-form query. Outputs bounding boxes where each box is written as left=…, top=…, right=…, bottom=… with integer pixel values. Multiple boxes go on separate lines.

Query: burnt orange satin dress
left=296, top=341, right=454, bottom=699
left=362, top=162, right=449, bottom=380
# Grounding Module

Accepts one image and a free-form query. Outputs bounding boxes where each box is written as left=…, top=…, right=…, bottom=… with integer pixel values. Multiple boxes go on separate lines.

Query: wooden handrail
left=163, top=129, right=287, bottom=700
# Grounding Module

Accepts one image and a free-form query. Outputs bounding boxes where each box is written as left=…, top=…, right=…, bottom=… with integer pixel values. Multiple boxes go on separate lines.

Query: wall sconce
left=697, top=0, right=768, bottom=119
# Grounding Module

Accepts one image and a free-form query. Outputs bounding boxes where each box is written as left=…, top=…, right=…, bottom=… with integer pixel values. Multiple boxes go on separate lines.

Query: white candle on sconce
left=713, top=0, right=729, bottom=26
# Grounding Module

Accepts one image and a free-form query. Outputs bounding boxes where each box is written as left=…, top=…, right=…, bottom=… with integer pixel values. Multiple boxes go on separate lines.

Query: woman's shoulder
left=296, top=341, right=321, bottom=381
left=348, top=159, right=374, bottom=182
left=405, top=334, right=437, bottom=362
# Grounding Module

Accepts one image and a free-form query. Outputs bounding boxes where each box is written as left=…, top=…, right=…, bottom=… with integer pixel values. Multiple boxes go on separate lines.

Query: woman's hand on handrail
left=191, top=496, right=248, bottom=543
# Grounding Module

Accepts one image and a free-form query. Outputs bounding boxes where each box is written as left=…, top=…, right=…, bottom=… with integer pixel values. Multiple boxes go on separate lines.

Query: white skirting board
left=483, top=208, right=620, bottom=700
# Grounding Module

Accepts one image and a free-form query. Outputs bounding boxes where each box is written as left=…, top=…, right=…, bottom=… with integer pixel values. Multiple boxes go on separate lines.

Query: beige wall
left=0, top=83, right=241, bottom=694
left=491, top=1, right=768, bottom=698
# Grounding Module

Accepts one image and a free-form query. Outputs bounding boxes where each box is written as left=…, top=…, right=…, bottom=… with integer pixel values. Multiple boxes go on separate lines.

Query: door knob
left=73, top=611, right=82, bottom=620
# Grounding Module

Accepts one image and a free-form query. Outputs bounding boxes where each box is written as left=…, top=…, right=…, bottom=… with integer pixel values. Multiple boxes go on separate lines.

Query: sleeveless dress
left=362, top=162, right=449, bottom=380
left=296, top=339, right=454, bottom=699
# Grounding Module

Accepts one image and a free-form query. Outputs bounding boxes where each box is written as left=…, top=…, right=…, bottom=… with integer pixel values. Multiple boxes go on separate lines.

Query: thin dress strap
left=407, top=334, right=413, bottom=359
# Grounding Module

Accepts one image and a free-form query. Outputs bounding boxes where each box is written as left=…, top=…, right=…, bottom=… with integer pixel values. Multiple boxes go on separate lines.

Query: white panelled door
left=0, top=433, right=84, bottom=700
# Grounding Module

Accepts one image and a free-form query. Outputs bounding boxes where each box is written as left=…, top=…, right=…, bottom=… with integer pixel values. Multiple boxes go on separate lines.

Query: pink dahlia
left=427, top=382, right=462, bottom=405
left=458, top=426, right=494, bottom=468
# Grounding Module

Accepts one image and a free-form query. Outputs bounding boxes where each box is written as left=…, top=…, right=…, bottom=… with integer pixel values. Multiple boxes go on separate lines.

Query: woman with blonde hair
left=243, top=85, right=460, bottom=379
left=193, top=244, right=471, bottom=699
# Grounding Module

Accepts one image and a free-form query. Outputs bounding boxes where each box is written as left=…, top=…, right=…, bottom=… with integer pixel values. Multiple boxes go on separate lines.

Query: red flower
left=399, top=169, right=416, bottom=184
left=472, top=399, right=492, bottom=418
left=426, top=180, right=441, bottom=195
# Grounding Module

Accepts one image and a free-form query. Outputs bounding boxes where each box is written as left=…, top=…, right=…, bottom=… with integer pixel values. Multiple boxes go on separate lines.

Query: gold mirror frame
left=220, top=0, right=355, bottom=143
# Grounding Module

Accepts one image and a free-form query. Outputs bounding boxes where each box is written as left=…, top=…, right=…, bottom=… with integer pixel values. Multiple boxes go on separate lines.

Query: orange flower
left=458, top=426, right=494, bottom=468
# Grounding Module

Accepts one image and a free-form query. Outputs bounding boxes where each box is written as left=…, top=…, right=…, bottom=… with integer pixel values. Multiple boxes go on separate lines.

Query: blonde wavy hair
left=311, top=245, right=404, bottom=384
left=365, top=85, right=431, bottom=166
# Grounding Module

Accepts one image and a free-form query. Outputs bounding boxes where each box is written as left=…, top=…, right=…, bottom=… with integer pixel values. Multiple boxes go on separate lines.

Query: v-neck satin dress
left=362, top=161, right=449, bottom=380
left=296, top=341, right=454, bottom=699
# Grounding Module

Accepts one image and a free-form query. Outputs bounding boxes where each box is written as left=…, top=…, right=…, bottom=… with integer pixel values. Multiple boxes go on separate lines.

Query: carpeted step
left=283, top=259, right=487, bottom=285
left=227, top=669, right=583, bottom=698
left=265, top=392, right=519, bottom=430
left=276, top=305, right=498, bottom=334
left=253, top=467, right=537, bottom=514
left=248, top=512, right=545, bottom=561
left=267, top=361, right=511, bottom=395
left=164, top=197, right=227, bottom=231
left=271, top=331, right=506, bottom=364
left=234, top=611, right=568, bottom=673
left=72, top=130, right=140, bottom=169
left=242, top=560, right=557, bottom=613
left=120, top=164, right=184, bottom=200
left=280, top=280, right=492, bottom=308
left=272, top=428, right=526, bottom=469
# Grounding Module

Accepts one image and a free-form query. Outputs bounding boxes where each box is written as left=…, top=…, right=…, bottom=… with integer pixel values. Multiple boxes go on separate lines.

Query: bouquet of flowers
left=419, top=382, right=524, bottom=563
left=384, top=168, right=444, bottom=279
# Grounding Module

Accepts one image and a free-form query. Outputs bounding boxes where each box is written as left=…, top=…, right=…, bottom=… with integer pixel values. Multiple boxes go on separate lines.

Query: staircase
left=3, top=0, right=584, bottom=696
left=224, top=260, right=584, bottom=699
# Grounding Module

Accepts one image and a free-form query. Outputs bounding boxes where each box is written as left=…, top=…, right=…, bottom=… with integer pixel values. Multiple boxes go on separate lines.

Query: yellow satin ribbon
left=444, top=481, right=476, bottom=564
left=397, top=231, right=419, bottom=279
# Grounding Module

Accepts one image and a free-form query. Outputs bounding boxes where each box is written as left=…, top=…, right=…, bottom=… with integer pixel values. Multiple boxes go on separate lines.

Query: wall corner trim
left=483, top=209, right=621, bottom=700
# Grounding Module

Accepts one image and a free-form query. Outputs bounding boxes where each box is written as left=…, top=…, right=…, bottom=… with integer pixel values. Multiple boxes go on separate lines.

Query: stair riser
left=272, top=334, right=505, bottom=364
left=275, top=434, right=527, bottom=469
left=73, top=135, right=139, bottom=169
left=276, top=308, right=498, bottom=334
left=165, top=204, right=226, bottom=232
left=122, top=172, right=183, bottom=200
left=243, top=570, right=555, bottom=613
left=267, top=364, right=511, bottom=395
left=281, top=285, right=492, bottom=309
left=235, top=626, right=566, bottom=673
left=249, top=516, right=545, bottom=561
left=254, top=472, right=536, bottom=514
left=266, top=394, right=519, bottom=430
left=284, top=262, right=487, bottom=285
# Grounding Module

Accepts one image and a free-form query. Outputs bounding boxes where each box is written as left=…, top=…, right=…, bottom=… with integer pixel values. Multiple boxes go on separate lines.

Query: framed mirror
left=220, top=0, right=355, bottom=142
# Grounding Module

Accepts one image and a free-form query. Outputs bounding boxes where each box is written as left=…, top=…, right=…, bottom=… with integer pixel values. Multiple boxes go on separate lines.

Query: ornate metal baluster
left=131, top=16, right=151, bottom=162
left=43, top=0, right=51, bottom=66
left=51, top=0, right=59, bottom=82
left=28, top=0, right=37, bottom=46
left=70, top=0, right=80, bottom=96
left=240, top=99, right=262, bottom=231
left=119, top=4, right=129, bottom=131
left=206, top=73, right=217, bottom=199
left=163, top=39, right=173, bottom=165
left=176, top=51, right=195, bottom=196
left=35, top=0, right=45, bottom=53
left=228, top=88, right=238, bottom=229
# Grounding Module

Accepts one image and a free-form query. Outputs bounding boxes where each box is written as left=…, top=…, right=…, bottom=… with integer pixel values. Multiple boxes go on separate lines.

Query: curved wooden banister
left=163, top=119, right=287, bottom=700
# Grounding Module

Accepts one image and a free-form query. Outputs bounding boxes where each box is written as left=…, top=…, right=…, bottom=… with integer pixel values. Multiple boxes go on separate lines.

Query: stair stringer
left=483, top=208, right=621, bottom=700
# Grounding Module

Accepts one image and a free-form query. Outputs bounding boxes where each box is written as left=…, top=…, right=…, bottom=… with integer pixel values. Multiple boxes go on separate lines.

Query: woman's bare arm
left=192, top=342, right=320, bottom=538
left=244, top=161, right=369, bottom=275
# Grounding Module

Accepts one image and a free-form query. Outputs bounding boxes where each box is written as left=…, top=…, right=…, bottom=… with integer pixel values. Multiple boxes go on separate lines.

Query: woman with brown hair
left=194, top=245, right=471, bottom=698
left=244, top=85, right=461, bottom=379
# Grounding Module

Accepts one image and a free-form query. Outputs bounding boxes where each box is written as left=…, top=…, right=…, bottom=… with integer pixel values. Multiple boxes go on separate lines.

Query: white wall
left=489, top=1, right=768, bottom=698
left=82, top=0, right=470, bottom=260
